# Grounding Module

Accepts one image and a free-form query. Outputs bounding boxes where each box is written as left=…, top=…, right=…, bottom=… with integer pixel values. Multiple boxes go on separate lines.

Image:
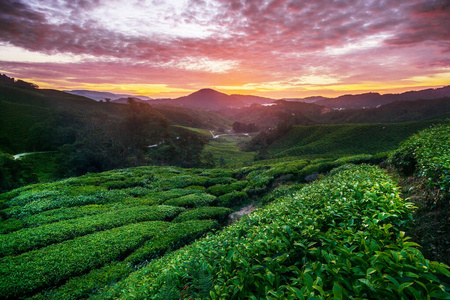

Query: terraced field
left=264, top=120, right=443, bottom=159
left=0, top=123, right=449, bottom=299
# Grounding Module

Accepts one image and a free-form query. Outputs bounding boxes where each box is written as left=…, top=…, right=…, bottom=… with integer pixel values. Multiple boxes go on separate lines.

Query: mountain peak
left=189, top=88, right=228, bottom=97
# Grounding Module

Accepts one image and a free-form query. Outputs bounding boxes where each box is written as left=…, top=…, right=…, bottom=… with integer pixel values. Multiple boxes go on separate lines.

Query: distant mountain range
left=65, top=90, right=152, bottom=102
left=66, top=86, right=450, bottom=110
left=285, top=86, right=450, bottom=109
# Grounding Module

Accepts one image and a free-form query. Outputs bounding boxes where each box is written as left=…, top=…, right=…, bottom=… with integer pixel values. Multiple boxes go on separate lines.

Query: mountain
left=147, top=89, right=275, bottom=110
left=285, top=86, right=450, bottom=109
left=65, top=90, right=152, bottom=102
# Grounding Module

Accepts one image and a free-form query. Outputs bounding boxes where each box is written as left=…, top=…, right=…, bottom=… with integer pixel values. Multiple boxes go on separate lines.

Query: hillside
left=0, top=83, right=219, bottom=192
left=246, top=120, right=444, bottom=159
left=65, top=90, right=152, bottom=102
left=230, top=97, right=450, bottom=129
left=148, top=88, right=274, bottom=110
left=286, top=85, right=450, bottom=109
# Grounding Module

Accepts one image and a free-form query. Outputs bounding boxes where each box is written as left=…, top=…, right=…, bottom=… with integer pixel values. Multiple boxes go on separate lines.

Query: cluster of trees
left=0, top=152, right=37, bottom=192
left=58, top=99, right=208, bottom=176
left=0, top=74, right=38, bottom=90
left=0, top=96, right=210, bottom=192
left=232, top=122, right=258, bottom=133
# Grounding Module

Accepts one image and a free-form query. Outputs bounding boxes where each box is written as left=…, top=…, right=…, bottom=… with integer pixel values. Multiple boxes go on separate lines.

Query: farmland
left=0, top=123, right=449, bottom=299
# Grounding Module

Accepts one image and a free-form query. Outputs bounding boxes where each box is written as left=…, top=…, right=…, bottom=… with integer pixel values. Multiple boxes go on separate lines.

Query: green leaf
left=398, top=282, right=413, bottom=293
left=366, top=268, right=376, bottom=276
left=287, top=286, right=305, bottom=300
left=332, top=283, right=343, bottom=299
left=303, top=273, right=313, bottom=291
left=266, top=271, right=275, bottom=286
left=429, top=290, right=450, bottom=299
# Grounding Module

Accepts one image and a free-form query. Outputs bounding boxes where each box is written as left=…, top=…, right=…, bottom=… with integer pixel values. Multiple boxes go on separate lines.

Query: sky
left=0, top=0, right=449, bottom=98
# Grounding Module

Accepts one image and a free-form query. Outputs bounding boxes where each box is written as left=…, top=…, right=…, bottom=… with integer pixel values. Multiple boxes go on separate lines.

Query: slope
left=247, top=120, right=444, bottom=159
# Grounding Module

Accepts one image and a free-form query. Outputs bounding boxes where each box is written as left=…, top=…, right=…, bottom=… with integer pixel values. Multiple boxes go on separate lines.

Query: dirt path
left=229, top=204, right=256, bottom=222
left=13, top=151, right=56, bottom=160
left=209, top=131, right=250, bottom=139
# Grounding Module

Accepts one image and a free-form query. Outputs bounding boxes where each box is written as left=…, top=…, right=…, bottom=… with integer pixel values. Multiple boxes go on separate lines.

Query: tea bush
left=207, top=181, right=248, bottom=196
left=390, top=123, right=450, bottom=198
left=125, top=220, right=218, bottom=265
left=216, top=191, right=249, bottom=207
left=98, top=165, right=449, bottom=300
left=0, top=205, right=183, bottom=256
left=29, top=261, right=133, bottom=300
left=164, top=193, right=216, bottom=208
left=173, top=207, right=232, bottom=223
left=0, top=221, right=168, bottom=299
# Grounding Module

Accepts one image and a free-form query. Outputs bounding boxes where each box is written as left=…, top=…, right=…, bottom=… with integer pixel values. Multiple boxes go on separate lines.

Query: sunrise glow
left=0, top=0, right=449, bottom=98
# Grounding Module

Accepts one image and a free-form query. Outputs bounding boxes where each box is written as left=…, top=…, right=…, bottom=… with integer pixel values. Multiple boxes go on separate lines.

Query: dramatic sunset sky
left=0, top=0, right=449, bottom=98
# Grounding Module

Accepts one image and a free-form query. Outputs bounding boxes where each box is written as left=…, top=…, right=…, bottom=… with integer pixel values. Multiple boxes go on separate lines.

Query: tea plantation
left=0, top=124, right=449, bottom=299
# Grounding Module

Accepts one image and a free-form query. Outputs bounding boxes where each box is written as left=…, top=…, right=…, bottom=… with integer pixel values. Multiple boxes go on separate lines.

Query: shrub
left=206, top=177, right=237, bottom=186
left=216, top=191, right=249, bottom=207
left=0, top=218, right=24, bottom=234
left=207, top=181, right=248, bottom=196
left=164, top=193, right=216, bottom=208
left=97, top=165, right=450, bottom=300
left=390, top=123, right=450, bottom=199
left=29, top=262, right=133, bottom=300
left=0, top=221, right=168, bottom=299
left=0, top=205, right=183, bottom=257
left=173, top=207, right=232, bottom=223
left=125, top=220, right=218, bottom=265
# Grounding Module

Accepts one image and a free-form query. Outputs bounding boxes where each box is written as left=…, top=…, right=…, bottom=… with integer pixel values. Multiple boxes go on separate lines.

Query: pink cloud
left=0, top=0, right=448, bottom=96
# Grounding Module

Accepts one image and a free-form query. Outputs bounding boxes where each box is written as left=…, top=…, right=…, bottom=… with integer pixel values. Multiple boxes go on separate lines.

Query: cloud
left=0, top=0, right=448, bottom=97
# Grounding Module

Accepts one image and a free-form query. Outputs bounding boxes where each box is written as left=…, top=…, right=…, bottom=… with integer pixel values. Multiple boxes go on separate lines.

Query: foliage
left=173, top=206, right=232, bottom=223
left=29, top=261, right=134, bottom=300
left=125, top=220, right=218, bottom=265
left=98, top=165, right=449, bottom=300
left=390, top=122, right=450, bottom=200
left=207, top=181, right=248, bottom=196
left=0, top=221, right=168, bottom=299
left=216, top=191, right=250, bottom=207
left=164, top=193, right=216, bottom=208
left=0, top=205, right=183, bottom=257
left=248, top=121, right=444, bottom=160
left=0, top=151, right=37, bottom=193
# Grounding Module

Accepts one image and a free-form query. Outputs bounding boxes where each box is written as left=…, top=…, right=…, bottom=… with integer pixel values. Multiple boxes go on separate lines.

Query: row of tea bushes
left=30, top=220, right=219, bottom=300
left=173, top=207, right=232, bottom=223
left=0, top=205, right=183, bottom=257
left=0, top=221, right=169, bottom=299
left=125, top=220, right=218, bottom=265
left=390, top=122, right=450, bottom=200
left=95, top=165, right=449, bottom=300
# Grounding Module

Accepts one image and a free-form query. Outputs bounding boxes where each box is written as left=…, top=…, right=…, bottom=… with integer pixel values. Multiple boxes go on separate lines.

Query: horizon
left=0, top=0, right=449, bottom=98
left=63, top=85, right=449, bottom=100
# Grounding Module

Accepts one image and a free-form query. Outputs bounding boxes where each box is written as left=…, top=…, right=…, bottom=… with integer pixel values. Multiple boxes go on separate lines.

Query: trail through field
left=13, top=151, right=56, bottom=160
left=209, top=130, right=250, bottom=139
left=229, top=204, right=256, bottom=222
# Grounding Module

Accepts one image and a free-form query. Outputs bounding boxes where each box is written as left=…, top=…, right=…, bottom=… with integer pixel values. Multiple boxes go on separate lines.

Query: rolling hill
left=285, top=85, right=450, bottom=109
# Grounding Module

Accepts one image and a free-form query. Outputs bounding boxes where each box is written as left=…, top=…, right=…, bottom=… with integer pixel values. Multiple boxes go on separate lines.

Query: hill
left=246, top=120, right=445, bottom=159
left=230, top=97, right=450, bottom=129
left=286, top=85, right=450, bottom=109
left=144, top=88, right=274, bottom=110
left=65, top=90, right=152, bottom=102
left=0, top=83, right=215, bottom=191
